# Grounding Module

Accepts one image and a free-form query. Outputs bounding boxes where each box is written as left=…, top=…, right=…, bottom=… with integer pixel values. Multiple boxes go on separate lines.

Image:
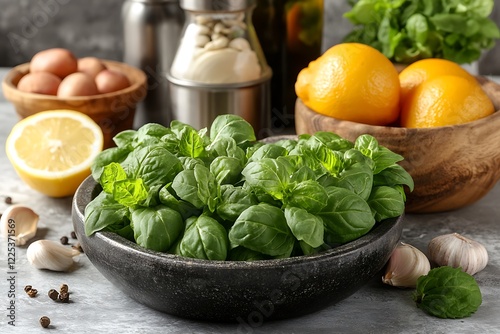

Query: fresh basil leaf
left=247, top=144, right=288, bottom=163
left=210, top=114, right=256, bottom=146
left=131, top=205, right=184, bottom=252
left=242, top=158, right=290, bottom=200
left=210, top=156, right=243, bottom=185
left=216, top=185, right=259, bottom=222
left=179, top=126, right=206, bottom=158
left=329, top=162, right=374, bottom=201
left=113, top=178, right=149, bottom=207
left=372, top=146, right=404, bottom=174
left=122, top=146, right=183, bottom=188
left=373, top=164, right=414, bottom=191
left=354, top=134, right=379, bottom=160
left=172, top=170, right=204, bottom=208
left=178, top=156, right=205, bottom=170
left=100, top=162, right=127, bottom=194
left=290, top=165, right=317, bottom=185
left=84, top=192, right=130, bottom=236
left=367, top=186, right=405, bottom=221
left=113, top=129, right=136, bottom=148
left=319, top=186, right=375, bottom=244
left=229, top=203, right=294, bottom=257
left=273, top=139, right=298, bottom=152
left=406, top=13, right=429, bottom=44
left=312, top=131, right=354, bottom=152
left=194, top=164, right=218, bottom=212
left=180, top=214, right=228, bottom=260
left=91, top=146, right=130, bottom=181
left=284, top=207, right=324, bottom=248
left=413, top=266, right=482, bottom=319
left=207, top=137, right=246, bottom=163
left=170, top=120, right=197, bottom=140
left=158, top=184, right=201, bottom=220
left=286, top=180, right=328, bottom=213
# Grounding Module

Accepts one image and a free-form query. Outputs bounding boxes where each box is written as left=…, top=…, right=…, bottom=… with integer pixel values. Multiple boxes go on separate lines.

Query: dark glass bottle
left=254, top=0, right=323, bottom=132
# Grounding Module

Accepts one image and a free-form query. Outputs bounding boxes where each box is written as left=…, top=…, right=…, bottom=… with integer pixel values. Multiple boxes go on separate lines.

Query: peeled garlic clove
left=0, top=204, right=39, bottom=246
left=428, top=233, right=488, bottom=275
left=27, top=240, right=80, bottom=272
left=382, top=242, right=431, bottom=288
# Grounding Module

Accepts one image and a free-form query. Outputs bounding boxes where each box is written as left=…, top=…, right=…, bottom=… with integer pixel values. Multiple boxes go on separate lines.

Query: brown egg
left=30, top=48, right=78, bottom=79
left=95, top=69, right=131, bottom=94
left=78, top=57, right=106, bottom=79
left=57, top=72, right=99, bottom=97
left=17, top=72, right=62, bottom=95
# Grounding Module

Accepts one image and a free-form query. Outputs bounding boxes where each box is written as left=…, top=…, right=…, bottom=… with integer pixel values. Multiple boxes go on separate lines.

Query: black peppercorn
left=58, top=291, right=69, bottom=303
left=60, top=236, right=69, bottom=245
left=40, top=316, right=50, bottom=328
left=24, top=285, right=33, bottom=293
left=4, top=196, right=12, bottom=205
left=60, top=283, right=69, bottom=294
left=70, top=231, right=77, bottom=239
left=48, top=289, right=59, bottom=301
left=27, top=289, right=38, bottom=298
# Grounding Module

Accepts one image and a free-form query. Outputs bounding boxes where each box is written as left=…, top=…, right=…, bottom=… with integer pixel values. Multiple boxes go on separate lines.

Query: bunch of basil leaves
left=84, top=115, right=413, bottom=261
left=343, top=0, right=500, bottom=64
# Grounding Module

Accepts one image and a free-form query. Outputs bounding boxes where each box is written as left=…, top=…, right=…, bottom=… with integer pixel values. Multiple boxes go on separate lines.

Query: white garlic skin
left=0, top=204, right=39, bottom=246
left=382, top=242, right=431, bottom=288
left=27, top=240, right=80, bottom=272
left=428, top=233, right=488, bottom=275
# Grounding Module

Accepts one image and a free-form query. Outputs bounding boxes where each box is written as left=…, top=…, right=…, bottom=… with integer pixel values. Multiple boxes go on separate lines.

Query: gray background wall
left=1, top=0, right=499, bottom=74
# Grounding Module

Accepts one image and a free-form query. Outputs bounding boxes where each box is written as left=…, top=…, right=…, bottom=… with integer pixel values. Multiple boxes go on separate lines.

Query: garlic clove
left=0, top=204, right=39, bottom=246
left=382, top=242, right=431, bottom=288
left=27, top=240, right=80, bottom=272
left=428, top=233, right=488, bottom=275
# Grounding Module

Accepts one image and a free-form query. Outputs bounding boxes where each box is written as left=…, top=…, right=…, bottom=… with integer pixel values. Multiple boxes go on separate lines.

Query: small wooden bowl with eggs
left=2, top=48, right=147, bottom=148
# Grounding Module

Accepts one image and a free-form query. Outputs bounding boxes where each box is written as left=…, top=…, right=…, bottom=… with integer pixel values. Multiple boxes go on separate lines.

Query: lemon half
left=6, top=110, right=103, bottom=197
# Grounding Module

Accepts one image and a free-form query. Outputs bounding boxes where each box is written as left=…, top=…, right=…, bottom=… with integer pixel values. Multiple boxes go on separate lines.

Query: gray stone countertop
left=1, top=68, right=499, bottom=334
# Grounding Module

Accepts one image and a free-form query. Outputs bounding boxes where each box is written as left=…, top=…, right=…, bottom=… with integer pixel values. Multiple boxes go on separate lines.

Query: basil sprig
left=343, top=0, right=500, bottom=64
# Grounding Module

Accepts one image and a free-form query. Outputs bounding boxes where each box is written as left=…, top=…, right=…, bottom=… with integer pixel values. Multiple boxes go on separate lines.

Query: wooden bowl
left=2, top=60, right=147, bottom=148
left=295, top=77, right=500, bottom=213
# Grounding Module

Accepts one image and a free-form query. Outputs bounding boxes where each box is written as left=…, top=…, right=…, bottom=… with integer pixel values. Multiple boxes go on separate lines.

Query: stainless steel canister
left=122, top=0, right=184, bottom=127
left=167, top=0, right=272, bottom=138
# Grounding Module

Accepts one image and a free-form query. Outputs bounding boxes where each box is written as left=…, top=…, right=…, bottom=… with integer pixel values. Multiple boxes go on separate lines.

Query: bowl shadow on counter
left=72, top=176, right=404, bottom=323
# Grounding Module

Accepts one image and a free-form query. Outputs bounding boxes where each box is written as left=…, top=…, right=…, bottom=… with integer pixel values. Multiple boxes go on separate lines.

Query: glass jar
left=168, top=0, right=272, bottom=137
left=170, top=0, right=269, bottom=84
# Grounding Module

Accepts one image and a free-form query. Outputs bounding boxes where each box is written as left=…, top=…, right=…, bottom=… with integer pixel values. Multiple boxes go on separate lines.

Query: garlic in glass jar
left=0, top=204, right=39, bottom=246
left=382, top=242, right=431, bottom=288
left=428, top=233, right=488, bottom=275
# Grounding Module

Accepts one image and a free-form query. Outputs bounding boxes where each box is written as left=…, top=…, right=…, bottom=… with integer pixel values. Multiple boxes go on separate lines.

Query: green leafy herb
left=343, top=0, right=500, bottom=64
left=84, top=114, right=413, bottom=261
left=413, top=266, right=482, bottom=319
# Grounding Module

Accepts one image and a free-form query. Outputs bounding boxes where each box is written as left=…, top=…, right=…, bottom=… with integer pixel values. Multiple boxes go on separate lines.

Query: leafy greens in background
left=343, top=0, right=500, bottom=64
left=84, top=115, right=414, bottom=261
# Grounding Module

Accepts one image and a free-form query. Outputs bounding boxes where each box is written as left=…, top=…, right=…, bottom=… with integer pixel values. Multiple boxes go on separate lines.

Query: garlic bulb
left=382, top=242, right=431, bottom=288
left=0, top=205, right=39, bottom=246
left=27, top=240, right=80, bottom=272
left=428, top=233, right=488, bottom=275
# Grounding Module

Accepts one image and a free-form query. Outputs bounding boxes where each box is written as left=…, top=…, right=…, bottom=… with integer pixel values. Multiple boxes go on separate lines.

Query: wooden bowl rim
left=296, top=76, right=500, bottom=135
left=1, top=59, right=147, bottom=102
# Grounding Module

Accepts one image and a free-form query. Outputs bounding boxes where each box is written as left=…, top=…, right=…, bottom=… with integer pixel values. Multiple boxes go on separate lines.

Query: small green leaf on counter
left=413, top=266, right=482, bottom=319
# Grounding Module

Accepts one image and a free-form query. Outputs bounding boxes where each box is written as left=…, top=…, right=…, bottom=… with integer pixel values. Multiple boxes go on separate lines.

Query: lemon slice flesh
left=6, top=110, right=104, bottom=197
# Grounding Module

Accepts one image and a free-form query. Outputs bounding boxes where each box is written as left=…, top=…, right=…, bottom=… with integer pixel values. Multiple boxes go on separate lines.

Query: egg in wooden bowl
left=2, top=48, right=147, bottom=148
left=295, top=77, right=500, bottom=213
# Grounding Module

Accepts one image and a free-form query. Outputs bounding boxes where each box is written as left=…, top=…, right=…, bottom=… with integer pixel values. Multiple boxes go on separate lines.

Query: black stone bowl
left=72, top=175, right=404, bottom=322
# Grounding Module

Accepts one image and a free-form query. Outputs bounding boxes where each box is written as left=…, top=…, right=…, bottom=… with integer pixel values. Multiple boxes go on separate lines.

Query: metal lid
left=180, top=0, right=255, bottom=12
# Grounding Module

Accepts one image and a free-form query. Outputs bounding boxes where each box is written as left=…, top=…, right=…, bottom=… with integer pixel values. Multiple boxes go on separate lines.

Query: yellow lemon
left=6, top=110, right=103, bottom=197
